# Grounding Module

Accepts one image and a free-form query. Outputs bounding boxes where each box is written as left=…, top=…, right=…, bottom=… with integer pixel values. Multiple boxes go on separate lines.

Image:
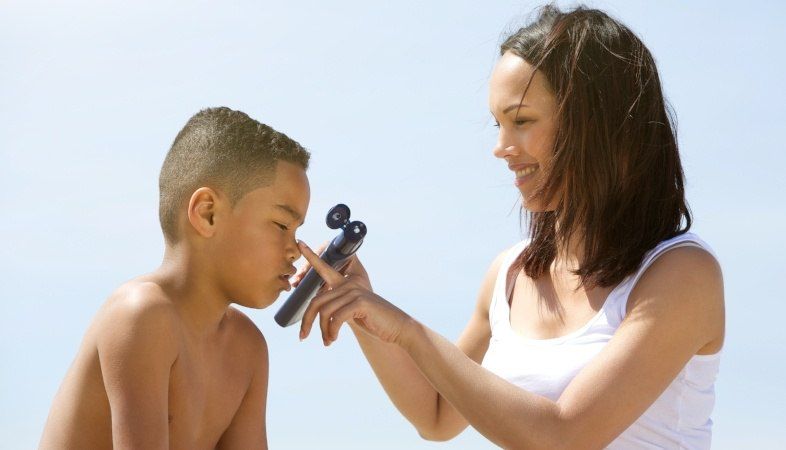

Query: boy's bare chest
left=167, top=343, right=251, bottom=448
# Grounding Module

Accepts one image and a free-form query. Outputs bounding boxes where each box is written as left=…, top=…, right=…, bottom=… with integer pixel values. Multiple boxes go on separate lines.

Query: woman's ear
left=187, top=187, right=221, bottom=238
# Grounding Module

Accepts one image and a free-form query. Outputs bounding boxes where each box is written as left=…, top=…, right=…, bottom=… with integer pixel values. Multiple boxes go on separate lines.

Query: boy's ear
left=187, top=187, right=223, bottom=238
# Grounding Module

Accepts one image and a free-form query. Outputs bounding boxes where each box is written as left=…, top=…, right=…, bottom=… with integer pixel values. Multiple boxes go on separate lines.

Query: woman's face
left=489, top=51, right=558, bottom=212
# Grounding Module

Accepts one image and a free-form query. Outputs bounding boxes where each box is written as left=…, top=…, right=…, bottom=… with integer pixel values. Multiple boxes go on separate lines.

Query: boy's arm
left=216, top=332, right=269, bottom=450
left=96, top=293, right=179, bottom=450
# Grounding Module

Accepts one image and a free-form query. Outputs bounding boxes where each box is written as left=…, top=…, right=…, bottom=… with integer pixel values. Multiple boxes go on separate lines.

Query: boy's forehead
left=240, top=187, right=306, bottom=223
left=263, top=164, right=310, bottom=217
left=273, top=202, right=303, bottom=220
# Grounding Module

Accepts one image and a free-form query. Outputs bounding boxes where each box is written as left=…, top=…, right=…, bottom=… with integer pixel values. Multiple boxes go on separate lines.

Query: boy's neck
left=152, top=244, right=233, bottom=339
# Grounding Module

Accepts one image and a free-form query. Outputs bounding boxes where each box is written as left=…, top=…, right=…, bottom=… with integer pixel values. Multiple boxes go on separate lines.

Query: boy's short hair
left=159, top=107, right=310, bottom=244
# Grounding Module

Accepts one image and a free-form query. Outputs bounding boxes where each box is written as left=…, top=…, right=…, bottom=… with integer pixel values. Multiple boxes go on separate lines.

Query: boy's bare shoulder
left=224, top=307, right=268, bottom=359
left=90, top=279, right=180, bottom=353
left=99, top=279, right=176, bottom=321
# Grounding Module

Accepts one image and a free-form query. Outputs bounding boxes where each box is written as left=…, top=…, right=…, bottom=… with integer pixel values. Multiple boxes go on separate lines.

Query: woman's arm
left=345, top=251, right=507, bottom=440
left=299, top=247, right=509, bottom=440
left=299, top=242, right=724, bottom=449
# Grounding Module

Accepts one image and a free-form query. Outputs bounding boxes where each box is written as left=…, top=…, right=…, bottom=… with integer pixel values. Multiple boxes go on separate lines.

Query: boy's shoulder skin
left=42, top=153, right=309, bottom=449
left=39, top=277, right=269, bottom=450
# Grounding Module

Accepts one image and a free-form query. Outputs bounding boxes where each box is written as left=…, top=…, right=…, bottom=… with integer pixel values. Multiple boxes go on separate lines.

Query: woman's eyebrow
left=503, top=103, right=530, bottom=114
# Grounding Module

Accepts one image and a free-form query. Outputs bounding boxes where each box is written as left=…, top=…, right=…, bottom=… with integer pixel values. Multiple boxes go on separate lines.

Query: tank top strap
left=488, top=239, right=530, bottom=332
left=605, top=232, right=718, bottom=324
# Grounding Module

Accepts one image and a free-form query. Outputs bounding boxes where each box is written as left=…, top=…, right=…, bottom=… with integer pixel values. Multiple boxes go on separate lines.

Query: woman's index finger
left=297, top=240, right=346, bottom=287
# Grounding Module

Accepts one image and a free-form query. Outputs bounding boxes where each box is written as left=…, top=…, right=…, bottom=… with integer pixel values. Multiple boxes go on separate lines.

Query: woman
left=295, top=5, right=724, bottom=449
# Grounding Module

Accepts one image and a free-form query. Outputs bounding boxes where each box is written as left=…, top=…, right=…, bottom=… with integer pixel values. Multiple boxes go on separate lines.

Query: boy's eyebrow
left=275, top=204, right=304, bottom=223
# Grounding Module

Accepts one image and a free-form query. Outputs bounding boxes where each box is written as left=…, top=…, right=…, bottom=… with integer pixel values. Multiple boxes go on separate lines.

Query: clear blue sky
left=2, top=1, right=784, bottom=448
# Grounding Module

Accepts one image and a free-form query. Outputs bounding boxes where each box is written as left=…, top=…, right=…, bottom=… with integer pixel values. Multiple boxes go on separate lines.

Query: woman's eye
left=493, top=119, right=529, bottom=128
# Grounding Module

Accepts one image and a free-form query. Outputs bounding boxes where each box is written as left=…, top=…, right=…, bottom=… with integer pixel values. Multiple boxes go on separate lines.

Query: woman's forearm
left=397, top=319, right=564, bottom=450
left=295, top=243, right=564, bottom=445
left=349, top=322, right=467, bottom=440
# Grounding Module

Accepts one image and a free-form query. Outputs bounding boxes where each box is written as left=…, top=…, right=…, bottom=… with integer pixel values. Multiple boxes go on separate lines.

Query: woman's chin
left=520, top=197, right=547, bottom=213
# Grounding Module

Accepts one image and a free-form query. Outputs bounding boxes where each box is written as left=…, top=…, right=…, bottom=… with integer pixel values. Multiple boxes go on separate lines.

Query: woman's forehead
left=490, top=53, right=554, bottom=112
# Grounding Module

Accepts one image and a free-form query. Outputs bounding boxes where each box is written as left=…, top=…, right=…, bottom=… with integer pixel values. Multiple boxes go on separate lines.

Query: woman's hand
left=296, top=240, right=411, bottom=347
left=289, top=241, right=371, bottom=292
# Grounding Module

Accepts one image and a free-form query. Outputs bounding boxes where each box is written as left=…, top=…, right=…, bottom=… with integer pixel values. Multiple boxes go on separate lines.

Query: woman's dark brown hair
left=503, top=4, right=691, bottom=288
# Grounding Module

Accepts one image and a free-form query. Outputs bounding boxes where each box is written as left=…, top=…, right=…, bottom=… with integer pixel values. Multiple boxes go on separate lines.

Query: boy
left=39, top=107, right=310, bottom=449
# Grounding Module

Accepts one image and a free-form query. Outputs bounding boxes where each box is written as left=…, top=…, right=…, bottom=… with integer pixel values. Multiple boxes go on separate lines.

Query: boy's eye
left=275, top=223, right=289, bottom=231
left=493, top=120, right=500, bottom=128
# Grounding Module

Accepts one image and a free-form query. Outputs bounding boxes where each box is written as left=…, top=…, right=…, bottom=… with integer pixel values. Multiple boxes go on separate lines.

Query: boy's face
left=213, top=161, right=310, bottom=308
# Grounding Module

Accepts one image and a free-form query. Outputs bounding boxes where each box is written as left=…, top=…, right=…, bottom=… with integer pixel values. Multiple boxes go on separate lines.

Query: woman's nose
left=493, top=143, right=519, bottom=159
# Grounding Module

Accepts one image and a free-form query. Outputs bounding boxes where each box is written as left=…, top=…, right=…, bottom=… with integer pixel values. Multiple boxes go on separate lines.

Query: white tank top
left=481, top=232, right=721, bottom=449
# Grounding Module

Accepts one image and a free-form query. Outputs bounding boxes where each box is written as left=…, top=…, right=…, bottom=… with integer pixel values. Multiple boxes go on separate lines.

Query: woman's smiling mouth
left=511, top=164, right=539, bottom=186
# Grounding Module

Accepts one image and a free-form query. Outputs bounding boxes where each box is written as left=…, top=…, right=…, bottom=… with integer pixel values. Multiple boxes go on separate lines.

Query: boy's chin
left=236, top=298, right=274, bottom=310
left=234, top=288, right=284, bottom=309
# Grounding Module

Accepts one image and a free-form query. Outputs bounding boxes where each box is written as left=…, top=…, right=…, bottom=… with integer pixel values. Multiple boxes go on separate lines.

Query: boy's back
left=39, top=107, right=311, bottom=449
left=40, top=278, right=269, bottom=449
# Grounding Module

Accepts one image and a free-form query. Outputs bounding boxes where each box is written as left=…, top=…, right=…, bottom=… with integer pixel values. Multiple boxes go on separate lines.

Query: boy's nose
left=288, top=239, right=302, bottom=261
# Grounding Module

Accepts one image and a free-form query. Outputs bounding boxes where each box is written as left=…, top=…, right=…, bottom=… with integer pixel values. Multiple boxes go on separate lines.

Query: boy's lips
left=278, top=268, right=296, bottom=290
